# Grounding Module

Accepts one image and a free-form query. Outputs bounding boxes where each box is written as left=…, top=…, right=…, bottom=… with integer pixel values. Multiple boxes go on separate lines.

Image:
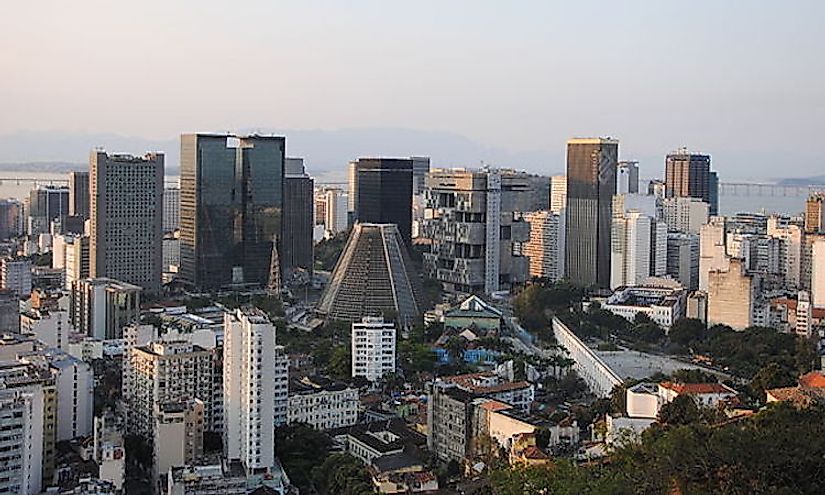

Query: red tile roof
left=660, top=382, right=736, bottom=395
left=799, top=372, right=825, bottom=389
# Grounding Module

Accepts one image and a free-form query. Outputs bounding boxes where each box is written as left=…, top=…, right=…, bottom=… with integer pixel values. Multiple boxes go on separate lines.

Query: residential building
left=549, top=175, right=567, bottom=214
left=153, top=400, right=205, bottom=484
left=0, top=389, right=44, bottom=495
left=90, top=150, right=164, bottom=293
left=565, top=138, right=619, bottom=288
left=801, top=233, right=825, bottom=291
left=163, top=186, right=181, bottom=233
left=167, top=460, right=247, bottom=495
left=93, top=413, right=126, bottom=492
left=666, top=233, right=699, bottom=290
left=316, top=187, right=348, bottom=235
left=616, top=161, right=639, bottom=194
left=68, top=171, right=90, bottom=220
left=65, top=235, right=90, bottom=290
left=524, top=210, right=565, bottom=281
left=1, top=257, right=31, bottom=297
left=123, top=340, right=213, bottom=438
left=180, top=133, right=285, bottom=291
left=287, top=376, right=359, bottom=430
left=21, top=308, right=71, bottom=350
left=352, top=317, right=396, bottom=382
left=426, top=382, right=474, bottom=463
left=812, top=238, right=825, bottom=308
left=699, top=216, right=728, bottom=291
left=661, top=196, right=709, bottom=234
left=707, top=258, right=757, bottom=330
left=422, top=168, right=541, bottom=294
left=601, top=281, right=687, bottom=331
left=69, top=278, right=141, bottom=339
left=439, top=372, right=534, bottom=413
left=350, top=157, right=414, bottom=243
left=0, top=289, right=18, bottom=333
left=282, top=158, right=314, bottom=275
left=664, top=149, right=718, bottom=215
left=767, top=216, right=803, bottom=290
left=223, top=307, right=277, bottom=474
left=318, top=223, right=423, bottom=327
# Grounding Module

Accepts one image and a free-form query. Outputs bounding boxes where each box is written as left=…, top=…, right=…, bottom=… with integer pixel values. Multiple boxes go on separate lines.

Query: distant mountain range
left=0, top=129, right=563, bottom=176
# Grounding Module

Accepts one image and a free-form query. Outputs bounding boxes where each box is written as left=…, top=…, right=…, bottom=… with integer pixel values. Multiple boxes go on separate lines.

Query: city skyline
left=2, top=1, right=824, bottom=177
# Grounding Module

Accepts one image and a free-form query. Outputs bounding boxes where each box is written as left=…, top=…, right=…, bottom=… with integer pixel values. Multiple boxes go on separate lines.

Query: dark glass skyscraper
left=664, top=149, right=718, bottom=215
left=68, top=171, right=90, bottom=219
left=564, top=138, right=618, bottom=288
left=282, top=157, right=314, bottom=276
left=353, top=158, right=414, bottom=243
left=180, top=134, right=285, bottom=291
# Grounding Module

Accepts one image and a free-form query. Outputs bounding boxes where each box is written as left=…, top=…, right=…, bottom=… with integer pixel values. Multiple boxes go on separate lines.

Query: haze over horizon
left=2, top=1, right=823, bottom=178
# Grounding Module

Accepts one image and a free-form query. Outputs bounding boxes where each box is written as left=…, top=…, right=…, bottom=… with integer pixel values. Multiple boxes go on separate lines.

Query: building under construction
left=317, top=223, right=424, bottom=327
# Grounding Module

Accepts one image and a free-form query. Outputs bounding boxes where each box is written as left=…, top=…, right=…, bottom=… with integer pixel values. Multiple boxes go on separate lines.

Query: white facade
left=352, top=317, right=396, bottom=382
left=287, top=380, right=359, bottom=430
left=524, top=210, right=565, bottom=281
left=223, top=308, right=277, bottom=473
left=0, top=389, right=43, bottom=495
left=602, top=283, right=687, bottom=330
left=94, top=414, right=125, bottom=491
left=767, top=217, right=802, bottom=290
left=47, top=350, right=95, bottom=441
left=616, top=161, right=639, bottom=194
left=552, top=318, right=622, bottom=398
left=812, top=239, right=825, bottom=308
left=611, top=210, right=660, bottom=290
left=699, top=217, right=729, bottom=291
left=21, top=309, right=72, bottom=351
left=64, top=235, right=90, bottom=290
left=550, top=175, right=567, bottom=214
left=322, top=188, right=348, bottom=235
left=1, top=258, right=32, bottom=297
left=662, top=197, right=709, bottom=234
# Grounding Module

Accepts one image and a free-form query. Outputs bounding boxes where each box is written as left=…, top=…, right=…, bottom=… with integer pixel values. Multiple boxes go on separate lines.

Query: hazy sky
left=1, top=1, right=824, bottom=176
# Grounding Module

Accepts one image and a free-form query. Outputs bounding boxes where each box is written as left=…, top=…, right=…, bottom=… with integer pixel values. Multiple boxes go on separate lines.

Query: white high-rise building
left=767, top=216, right=802, bottom=291
left=90, top=150, right=164, bottom=293
left=0, top=389, right=43, bottom=495
left=223, top=307, right=277, bottom=474
left=611, top=210, right=652, bottom=289
left=661, top=197, right=709, bottom=234
left=352, top=317, right=396, bottom=382
left=1, top=257, right=32, bottom=297
left=812, top=238, right=825, bottom=309
left=797, top=291, right=813, bottom=338
left=699, top=217, right=729, bottom=291
left=613, top=193, right=659, bottom=220
left=524, top=210, right=565, bottom=281
left=65, top=235, right=90, bottom=290
left=549, top=175, right=567, bottom=214
left=617, top=161, right=639, bottom=194
left=324, top=188, right=348, bottom=235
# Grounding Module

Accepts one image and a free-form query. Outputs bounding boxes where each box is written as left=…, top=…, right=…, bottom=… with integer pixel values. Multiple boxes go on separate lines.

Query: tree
left=658, top=395, right=701, bottom=425
left=668, top=318, right=706, bottom=347
left=313, top=454, right=375, bottom=495
left=277, top=425, right=332, bottom=493
left=670, top=368, right=718, bottom=384
left=749, top=362, right=797, bottom=403
left=444, top=336, right=468, bottom=362
left=327, top=345, right=351, bottom=380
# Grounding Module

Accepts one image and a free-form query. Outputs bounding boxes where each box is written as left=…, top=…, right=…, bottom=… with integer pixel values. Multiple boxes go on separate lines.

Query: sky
left=1, top=1, right=824, bottom=178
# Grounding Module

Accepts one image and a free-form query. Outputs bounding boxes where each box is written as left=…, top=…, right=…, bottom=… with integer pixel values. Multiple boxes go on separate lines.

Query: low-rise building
left=153, top=400, right=205, bottom=485
left=440, top=372, right=534, bottom=413
left=601, top=280, right=687, bottom=331
left=288, top=375, right=359, bottom=430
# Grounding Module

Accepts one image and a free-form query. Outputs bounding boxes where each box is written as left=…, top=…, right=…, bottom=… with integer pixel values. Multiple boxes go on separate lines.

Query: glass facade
left=354, top=158, right=414, bottom=243
left=565, top=138, right=618, bottom=288
left=180, top=134, right=284, bottom=291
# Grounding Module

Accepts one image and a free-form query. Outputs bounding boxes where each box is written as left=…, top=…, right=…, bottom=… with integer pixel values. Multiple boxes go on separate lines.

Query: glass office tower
left=180, top=134, right=285, bottom=291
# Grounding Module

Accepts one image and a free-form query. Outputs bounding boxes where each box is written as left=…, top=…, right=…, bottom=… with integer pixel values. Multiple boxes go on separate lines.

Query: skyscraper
left=352, top=157, right=414, bottom=243
left=805, top=193, right=825, bottom=234
left=90, top=150, right=164, bottom=293
left=0, top=200, right=23, bottom=241
left=179, top=134, right=285, bottom=291
left=68, top=171, right=90, bottom=220
left=564, top=137, right=619, bottom=288
left=617, top=161, right=639, bottom=194
left=610, top=210, right=665, bottom=289
left=163, top=186, right=180, bottom=233
left=28, top=185, right=69, bottom=235
left=282, top=158, right=314, bottom=275
left=664, top=149, right=718, bottom=215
